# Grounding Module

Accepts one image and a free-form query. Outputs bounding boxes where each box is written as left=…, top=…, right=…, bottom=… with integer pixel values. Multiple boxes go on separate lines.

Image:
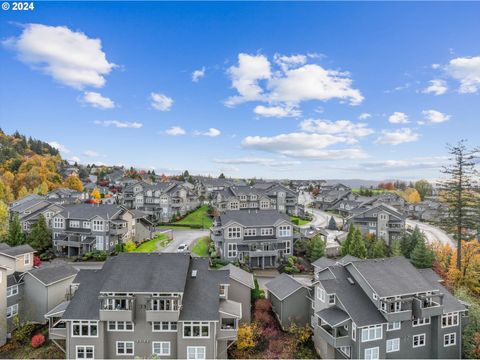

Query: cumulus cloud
left=150, top=92, right=173, bottom=111
left=192, top=67, right=206, bottom=82
left=299, top=119, right=374, bottom=138
left=83, top=150, right=100, bottom=157
left=253, top=105, right=301, bottom=118
left=81, top=92, right=115, bottom=109
left=3, top=23, right=115, bottom=89
left=165, top=126, right=186, bottom=136
left=214, top=157, right=300, bottom=168
left=225, top=53, right=363, bottom=114
left=195, top=128, right=221, bottom=137
left=421, top=109, right=451, bottom=124
left=375, top=128, right=420, bottom=145
left=445, top=55, right=480, bottom=93
left=48, top=141, right=70, bottom=154
left=358, top=157, right=447, bottom=172
left=94, top=120, right=143, bottom=129
left=358, top=113, right=371, bottom=120
left=422, top=79, right=447, bottom=95
left=388, top=112, right=409, bottom=124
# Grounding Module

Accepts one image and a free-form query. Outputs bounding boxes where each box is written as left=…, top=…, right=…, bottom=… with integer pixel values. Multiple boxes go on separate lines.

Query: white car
left=177, top=243, right=188, bottom=252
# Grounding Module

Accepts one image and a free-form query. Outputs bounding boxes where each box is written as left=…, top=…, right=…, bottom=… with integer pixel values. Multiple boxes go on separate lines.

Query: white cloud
left=83, top=150, right=100, bottom=157
left=388, top=112, right=409, bottom=124
left=81, top=92, right=115, bottom=109
left=214, top=157, right=300, bottom=167
left=3, top=23, right=115, bottom=89
left=195, top=128, right=221, bottom=137
left=422, top=79, right=447, bottom=95
left=299, top=119, right=374, bottom=138
left=94, top=120, right=143, bottom=129
left=165, top=126, right=186, bottom=136
left=48, top=141, right=70, bottom=154
left=358, top=156, right=447, bottom=172
left=68, top=156, right=80, bottom=163
left=358, top=113, right=371, bottom=120
left=225, top=53, right=363, bottom=110
left=375, top=128, right=420, bottom=145
left=421, top=109, right=451, bottom=124
left=445, top=55, right=480, bottom=93
left=192, top=67, right=206, bottom=82
left=253, top=105, right=301, bottom=118
left=150, top=92, right=173, bottom=111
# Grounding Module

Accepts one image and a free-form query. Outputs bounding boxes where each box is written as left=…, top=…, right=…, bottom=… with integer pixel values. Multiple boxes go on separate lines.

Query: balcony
left=49, top=327, right=67, bottom=339
left=54, top=239, right=81, bottom=248
left=146, top=310, right=180, bottom=322
left=110, top=226, right=127, bottom=235
left=99, top=296, right=135, bottom=322
left=145, top=297, right=180, bottom=322
left=383, top=309, right=412, bottom=322
left=412, top=297, right=443, bottom=318
left=248, top=249, right=278, bottom=258
left=218, top=318, right=238, bottom=340
left=317, top=325, right=351, bottom=348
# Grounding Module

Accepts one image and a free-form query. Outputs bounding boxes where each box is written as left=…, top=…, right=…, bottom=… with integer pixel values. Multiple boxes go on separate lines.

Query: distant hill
left=324, top=179, right=382, bottom=188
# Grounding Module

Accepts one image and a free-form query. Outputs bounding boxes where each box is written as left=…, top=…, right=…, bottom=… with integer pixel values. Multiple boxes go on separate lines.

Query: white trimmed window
left=107, top=321, right=134, bottom=331
left=152, top=342, right=170, bottom=356
left=261, top=228, right=274, bottom=236
left=412, top=317, right=430, bottom=327
left=24, top=253, right=31, bottom=265
left=352, top=323, right=356, bottom=341
left=92, top=220, right=104, bottom=232
left=227, top=227, right=241, bottom=239
left=183, top=322, right=209, bottom=338
left=444, top=333, right=456, bottom=347
left=339, top=346, right=351, bottom=357
left=227, top=243, right=237, bottom=258
left=278, top=225, right=292, bottom=237
left=76, top=345, right=94, bottom=359
left=387, top=322, right=401, bottom=331
left=72, top=321, right=98, bottom=337
left=442, top=313, right=459, bottom=328
left=83, top=221, right=91, bottom=229
left=413, top=333, right=426, bottom=348
left=230, top=201, right=239, bottom=210
left=95, top=236, right=104, bottom=251
left=328, top=294, right=336, bottom=305
left=364, top=347, right=379, bottom=360
left=187, top=346, right=206, bottom=360
left=260, top=200, right=270, bottom=209
left=361, top=325, right=382, bottom=342
left=284, top=240, right=292, bottom=255
left=386, top=338, right=400, bottom=353
left=116, top=341, right=134, bottom=356
left=53, top=217, right=64, bottom=229
left=244, top=228, right=256, bottom=236
left=70, top=220, right=80, bottom=228
left=152, top=321, right=177, bottom=332
left=317, top=287, right=325, bottom=302
left=6, top=303, right=18, bottom=318
left=7, top=285, right=19, bottom=297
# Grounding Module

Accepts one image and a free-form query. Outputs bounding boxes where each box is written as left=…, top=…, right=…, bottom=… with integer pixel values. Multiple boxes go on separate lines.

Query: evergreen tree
left=370, top=238, right=386, bottom=258
left=349, top=229, right=367, bottom=258
left=7, top=214, right=25, bottom=246
left=27, top=214, right=52, bottom=251
left=309, top=235, right=325, bottom=262
left=341, top=225, right=355, bottom=256
left=410, top=235, right=435, bottom=268
left=218, top=173, right=226, bottom=179
left=365, top=233, right=377, bottom=258
left=328, top=216, right=337, bottom=230
left=400, top=231, right=412, bottom=257
left=390, top=239, right=402, bottom=256
left=438, top=140, right=479, bottom=269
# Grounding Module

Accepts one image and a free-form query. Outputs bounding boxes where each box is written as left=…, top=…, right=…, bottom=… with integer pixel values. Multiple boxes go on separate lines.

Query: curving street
left=406, top=219, right=456, bottom=248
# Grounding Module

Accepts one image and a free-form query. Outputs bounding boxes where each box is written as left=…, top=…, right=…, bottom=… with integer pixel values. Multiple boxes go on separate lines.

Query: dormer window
left=219, top=284, right=228, bottom=298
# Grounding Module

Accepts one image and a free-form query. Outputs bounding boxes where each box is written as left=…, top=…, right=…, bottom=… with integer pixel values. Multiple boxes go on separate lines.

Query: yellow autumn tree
left=91, top=187, right=101, bottom=200
left=0, top=201, right=8, bottom=241
left=236, top=323, right=256, bottom=351
left=64, top=175, right=84, bottom=192
left=407, top=189, right=421, bottom=203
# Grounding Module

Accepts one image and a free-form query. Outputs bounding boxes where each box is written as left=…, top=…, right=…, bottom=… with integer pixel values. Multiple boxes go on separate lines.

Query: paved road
left=160, top=229, right=209, bottom=252
left=304, top=208, right=343, bottom=228
left=406, top=219, right=456, bottom=248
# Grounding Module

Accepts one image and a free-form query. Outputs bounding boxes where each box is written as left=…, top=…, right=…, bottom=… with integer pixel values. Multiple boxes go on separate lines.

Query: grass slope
left=191, top=236, right=211, bottom=257
left=175, top=205, right=213, bottom=229
left=134, top=234, right=170, bottom=252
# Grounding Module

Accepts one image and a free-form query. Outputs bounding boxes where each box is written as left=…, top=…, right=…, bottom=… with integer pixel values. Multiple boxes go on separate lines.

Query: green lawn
left=175, top=205, right=213, bottom=229
left=289, top=215, right=310, bottom=226
left=191, top=236, right=211, bottom=257
left=351, top=188, right=389, bottom=195
left=134, top=234, right=170, bottom=252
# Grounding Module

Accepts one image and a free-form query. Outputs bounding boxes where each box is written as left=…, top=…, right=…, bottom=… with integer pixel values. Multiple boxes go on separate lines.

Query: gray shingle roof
left=0, top=244, right=34, bottom=257
left=266, top=273, right=305, bottom=300
left=219, top=210, right=291, bottom=227
left=317, top=307, right=350, bottom=327
left=45, top=300, right=70, bottom=318
left=63, top=270, right=105, bottom=320
left=27, top=264, right=78, bottom=286
left=337, top=255, right=360, bottom=265
left=312, top=257, right=336, bottom=269
left=59, top=203, right=123, bottom=220
left=347, top=257, right=437, bottom=297
left=221, top=264, right=255, bottom=289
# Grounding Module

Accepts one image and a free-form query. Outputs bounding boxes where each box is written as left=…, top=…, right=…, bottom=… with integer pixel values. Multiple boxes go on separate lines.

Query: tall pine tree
left=7, top=214, right=24, bottom=246
left=309, top=235, right=326, bottom=262
left=371, top=238, right=386, bottom=258
left=350, top=229, right=367, bottom=259
left=410, top=235, right=435, bottom=268
left=27, top=214, right=52, bottom=251
left=390, top=239, right=402, bottom=256
left=341, top=225, right=355, bottom=256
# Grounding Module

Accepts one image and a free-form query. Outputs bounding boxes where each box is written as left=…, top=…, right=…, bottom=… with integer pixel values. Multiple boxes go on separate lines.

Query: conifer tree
left=7, top=214, right=25, bottom=246
left=309, top=235, right=326, bottom=262
left=410, top=234, right=435, bottom=268
left=350, top=229, right=367, bottom=259
left=390, top=239, right=402, bottom=256
left=328, top=216, right=337, bottom=230
left=341, top=225, right=355, bottom=256
left=371, top=238, right=386, bottom=258
left=27, top=214, right=52, bottom=251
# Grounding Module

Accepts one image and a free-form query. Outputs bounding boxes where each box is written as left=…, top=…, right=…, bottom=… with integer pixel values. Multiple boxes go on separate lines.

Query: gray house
left=220, top=263, right=254, bottom=323
left=9, top=196, right=64, bottom=233
left=211, top=210, right=294, bottom=269
left=47, top=253, right=242, bottom=359
left=266, top=273, right=310, bottom=330
left=311, top=256, right=468, bottom=359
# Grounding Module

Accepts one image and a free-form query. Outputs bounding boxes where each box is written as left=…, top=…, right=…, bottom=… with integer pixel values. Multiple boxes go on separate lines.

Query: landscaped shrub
left=124, top=240, right=137, bottom=252
left=255, top=298, right=272, bottom=312
left=33, top=255, right=41, bottom=267
left=11, top=322, right=37, bottom=344
left=268, top=339, right=284, bottom=355
left=92, top=251, right=107, bottom=261
left=260, top=325, right=280, bottom=339
left=31, top=333, right=45, bottom=348
left=115, top=243, right=124, bottom=253
left=254, top=310, right=275, bottom=327
left=251, top=278, right=265, bottom=301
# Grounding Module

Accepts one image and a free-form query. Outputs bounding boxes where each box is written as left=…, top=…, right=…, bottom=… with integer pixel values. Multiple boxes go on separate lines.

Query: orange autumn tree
left=64, top=175, right=84, bottom=192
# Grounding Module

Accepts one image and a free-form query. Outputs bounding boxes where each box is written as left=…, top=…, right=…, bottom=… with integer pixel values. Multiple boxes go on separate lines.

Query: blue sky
left=1, top=2, right=479, bottom=180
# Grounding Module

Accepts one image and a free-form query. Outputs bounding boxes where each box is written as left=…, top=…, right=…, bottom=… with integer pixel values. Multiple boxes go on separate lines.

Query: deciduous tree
left=64, top=175, right=84, bottom=192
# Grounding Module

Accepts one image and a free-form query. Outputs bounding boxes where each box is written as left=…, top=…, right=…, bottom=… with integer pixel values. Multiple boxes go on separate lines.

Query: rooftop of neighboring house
left=46, top=188, right=82, bottom=198
left=9, top=197, right=49, bottom=214
left=346, top=202, right=405, bottom=221
left=27, top=263, right=78, bottom=286
left=216, top=209, right=292, bottom=228
left=57, top=203, right=124, bottom=220
left=62, top=253, right=232, bottom=321
left=9, top=194, right=44, bottom=208
left=265, top=273, right=306, bottom=300
left=0, top=244, right=34, bottom=258
left=221, top=263, right=255, bottom=289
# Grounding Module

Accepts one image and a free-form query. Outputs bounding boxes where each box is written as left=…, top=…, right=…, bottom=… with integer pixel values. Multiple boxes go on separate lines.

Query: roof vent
left=191, top=270, right=197, bottom=278
left=347, top=277, right=355, bottom=285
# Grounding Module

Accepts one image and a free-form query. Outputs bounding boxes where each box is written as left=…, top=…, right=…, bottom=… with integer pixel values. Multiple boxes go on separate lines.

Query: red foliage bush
left=260, top=325, right=280, bottom=339
left=297, top=264, right=305, bottom=272
left=31, top=333, right=45, bottom=348
left=268, top=339, right=284, bottom=354
left=254, top=310, right=275, bottom=327
left=33, top=255, right=41, bottom=267
left=255, top=298, right=272, bottom=312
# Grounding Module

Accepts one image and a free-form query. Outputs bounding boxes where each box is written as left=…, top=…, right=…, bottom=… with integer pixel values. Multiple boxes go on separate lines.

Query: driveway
left=406, top=219, right=456, bottom=248
left=160, top=229, right=209, bottom=253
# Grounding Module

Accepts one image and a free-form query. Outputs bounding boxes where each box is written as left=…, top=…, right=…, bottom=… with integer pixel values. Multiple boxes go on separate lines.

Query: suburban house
left=213, top=183, right=299, bottom=215
left=210, top=210, right=294, bottom=269
left=314, top=184, right=352, bottom=210
left=220, top=264, right=255, bottom=323
left=265, top=273, right=310, bottom=330
left=121, top=180, right=200, bottom=223
left=47, top=253, right=243, bottom=359
left=310, top=256, right=468, bottom=359
left=195, top=178, right=236, bottom=199
left=407, top=199, right=448, bottom=222
left=46, top=188, right=84, bottom=205
left=51, top=204, right=137, bottom=257
left=9, top=196, right=64, bottom=233
left=0, top=243, right=77, bottom=346
left=345, top=203, right=405, bottom=245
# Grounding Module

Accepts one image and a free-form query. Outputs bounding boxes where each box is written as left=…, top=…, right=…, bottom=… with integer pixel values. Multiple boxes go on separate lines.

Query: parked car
left=177, top=243, right=188, bottom=252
